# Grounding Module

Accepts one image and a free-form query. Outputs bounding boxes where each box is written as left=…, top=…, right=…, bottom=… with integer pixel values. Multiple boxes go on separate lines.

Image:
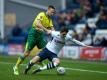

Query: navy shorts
left=38, top=48, right=58, bottom=62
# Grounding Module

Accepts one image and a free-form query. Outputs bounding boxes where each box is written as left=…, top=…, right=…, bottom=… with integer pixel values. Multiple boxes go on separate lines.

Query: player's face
left=60, top=32, right=67, bottom=38
left=48, top=8, right=55, bottom=16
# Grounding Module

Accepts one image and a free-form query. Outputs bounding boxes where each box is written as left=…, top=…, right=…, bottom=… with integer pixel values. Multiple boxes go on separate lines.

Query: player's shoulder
left=38, top=12, right=45, bottom=16
left=66, top=32, right=73, bottom=39
left=52, top=31, right=60, bottom=34
left=51, top=31, right=60, bottom=37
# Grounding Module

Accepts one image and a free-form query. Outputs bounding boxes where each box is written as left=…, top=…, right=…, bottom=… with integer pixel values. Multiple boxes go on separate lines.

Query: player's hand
left=36, top=28, right=44, bottom=32
left=47, top=30, right=52, bottom=34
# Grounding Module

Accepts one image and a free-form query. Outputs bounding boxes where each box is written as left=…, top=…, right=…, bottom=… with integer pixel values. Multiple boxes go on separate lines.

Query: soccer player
left=24, top=27, right=92, bottom=74
left=13, top=5, right=56, bottom=75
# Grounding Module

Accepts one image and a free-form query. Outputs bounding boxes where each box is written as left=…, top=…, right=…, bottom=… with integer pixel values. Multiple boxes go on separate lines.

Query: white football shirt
left=46, top=31, right=72, bottom=54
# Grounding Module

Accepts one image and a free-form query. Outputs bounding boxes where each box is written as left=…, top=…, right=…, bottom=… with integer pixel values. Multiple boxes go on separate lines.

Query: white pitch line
left=0, top=62, right=26, bottom=65
left=0, top=61, right=107, bottom=74
left=65, top=68, right=107, bottom=74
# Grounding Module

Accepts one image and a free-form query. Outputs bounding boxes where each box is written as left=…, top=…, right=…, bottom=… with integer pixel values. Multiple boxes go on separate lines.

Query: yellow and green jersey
left=32, top=12, right=53, bottom=30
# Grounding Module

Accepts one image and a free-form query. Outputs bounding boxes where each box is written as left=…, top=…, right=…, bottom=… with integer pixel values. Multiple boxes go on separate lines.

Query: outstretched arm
left=72, top=38, right=93, bottom=48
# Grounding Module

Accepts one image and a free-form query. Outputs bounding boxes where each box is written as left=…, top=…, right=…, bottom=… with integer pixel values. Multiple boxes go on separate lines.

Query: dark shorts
left=38, top=48, right=58, bottom=62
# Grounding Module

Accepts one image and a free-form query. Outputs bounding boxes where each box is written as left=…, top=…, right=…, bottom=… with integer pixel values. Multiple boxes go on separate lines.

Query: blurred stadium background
left=0, top=0, right=107, bottom=80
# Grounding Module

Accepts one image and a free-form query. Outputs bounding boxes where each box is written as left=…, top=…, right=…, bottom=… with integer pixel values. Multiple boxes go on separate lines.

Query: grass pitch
left=0, top=55, right=107, bottom=80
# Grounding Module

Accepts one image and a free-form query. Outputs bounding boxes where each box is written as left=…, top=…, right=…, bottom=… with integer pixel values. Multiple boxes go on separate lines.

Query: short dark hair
left=48, top=5, right=55, bottom=9
left=60, top=27, right=68, bottom=33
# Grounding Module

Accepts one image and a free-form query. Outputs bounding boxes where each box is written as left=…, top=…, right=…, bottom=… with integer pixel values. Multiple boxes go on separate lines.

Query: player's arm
left=34, top=12, right=49, bottom=32
left=51, top=27, right=55, bottom=31
left=45, top=29, right=52, bottom=35
left=72, top=38, right=93, bottom=48
left=45, top=30, right=59, bottom=38
left=36, top=20, right=48, bottom=32
left=36, top=20, right=55, bottom=32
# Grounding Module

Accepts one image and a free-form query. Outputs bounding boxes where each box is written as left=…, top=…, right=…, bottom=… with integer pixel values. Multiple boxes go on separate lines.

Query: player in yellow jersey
left=13, top=5, right=55, bottom=75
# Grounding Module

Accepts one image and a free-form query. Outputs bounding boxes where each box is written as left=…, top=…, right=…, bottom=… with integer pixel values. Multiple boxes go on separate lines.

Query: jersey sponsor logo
left=54, top=39, right=65, bottom=44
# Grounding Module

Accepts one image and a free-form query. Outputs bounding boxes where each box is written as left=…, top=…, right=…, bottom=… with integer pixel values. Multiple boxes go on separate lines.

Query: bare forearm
left=35, top=20, right=55, bottom=34
left=36, top=20, right=48, bottom=31
left=51, top=27, right=55, bottom=31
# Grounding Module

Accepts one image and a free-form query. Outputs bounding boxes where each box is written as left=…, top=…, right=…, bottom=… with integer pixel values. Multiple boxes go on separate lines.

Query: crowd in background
left=8, top=0, right=107, bottom=47
left=54, top=0, right=107, bottom=47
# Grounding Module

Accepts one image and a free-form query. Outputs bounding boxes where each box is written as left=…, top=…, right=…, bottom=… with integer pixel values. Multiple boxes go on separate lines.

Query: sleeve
left=66, top=34, right=73, bottom=40
left=71, top=38, right=87, bottom=47
left=51, top=31, right=59, bottom=37
left=36, top=12, right=44, bottom=21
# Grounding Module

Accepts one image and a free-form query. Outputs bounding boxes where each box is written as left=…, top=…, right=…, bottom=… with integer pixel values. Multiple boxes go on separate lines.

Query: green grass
left=0, top=55, right=107, bottom=80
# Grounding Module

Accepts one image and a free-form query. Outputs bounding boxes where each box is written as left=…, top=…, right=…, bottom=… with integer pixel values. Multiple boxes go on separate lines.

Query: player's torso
left=46, top=34, right=70, bottom=54
left=33, top=12, right=53, bottom=29
left=41, top=13, right=53, bottom=29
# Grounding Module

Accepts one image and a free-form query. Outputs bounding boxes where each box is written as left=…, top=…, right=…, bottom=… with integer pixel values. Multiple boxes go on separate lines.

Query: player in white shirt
left=24, top=27, right=92, bottom=74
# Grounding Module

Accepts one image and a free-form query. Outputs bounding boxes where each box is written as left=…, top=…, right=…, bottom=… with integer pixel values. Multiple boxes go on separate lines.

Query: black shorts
left=38, top=48, right=58, bottom=62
